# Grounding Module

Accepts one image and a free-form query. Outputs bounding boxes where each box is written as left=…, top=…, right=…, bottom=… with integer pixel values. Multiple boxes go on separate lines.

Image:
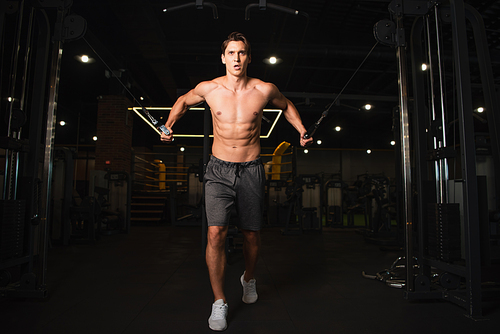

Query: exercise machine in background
left=281, top=174, right=323, bottom=235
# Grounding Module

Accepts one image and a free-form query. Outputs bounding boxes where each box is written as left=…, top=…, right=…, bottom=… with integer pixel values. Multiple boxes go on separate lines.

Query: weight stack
left=0, top=200, right=25, bottom=261
left=427, top=203, right=461, bottom=262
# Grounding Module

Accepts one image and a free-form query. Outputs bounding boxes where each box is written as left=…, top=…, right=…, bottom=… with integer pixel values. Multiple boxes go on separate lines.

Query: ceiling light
left=421, top=63, right=428, bottom=71
left=75, top=54, right=95, bottom=63
left=476, top=107, right=484, bottom=113
left=366, top=149, right=372, bottom=154
left=180, top=147, right=185, bottom=152
left=304, top=149, right=309, bottom=154
left=335, top=126, right=341, bottom=132
left=263, top=56, right=282, bottom=65
left=7, top=97, right=12, bottom=102
left=59, top=120, right=66, bottom=126
left=390, top=140, right=396, bottom=146
left=93, top=136, right=98, bottom=141
left=363, top=104, right=372, bottom=111
left=316, top=140, right=322, bottom=145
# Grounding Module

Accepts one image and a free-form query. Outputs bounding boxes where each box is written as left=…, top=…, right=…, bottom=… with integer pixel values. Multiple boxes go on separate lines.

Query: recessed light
left=263, top=56, right=282, bottom=65
left=75, top=54, right=95, bottom=63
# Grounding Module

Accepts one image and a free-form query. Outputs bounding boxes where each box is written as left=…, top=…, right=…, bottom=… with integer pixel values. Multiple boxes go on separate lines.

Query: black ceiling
left=56, top=0, right=500, bottom=150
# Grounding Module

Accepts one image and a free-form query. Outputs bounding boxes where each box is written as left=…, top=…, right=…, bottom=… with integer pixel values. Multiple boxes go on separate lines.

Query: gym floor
left=1, top=225, right=499, bottom=334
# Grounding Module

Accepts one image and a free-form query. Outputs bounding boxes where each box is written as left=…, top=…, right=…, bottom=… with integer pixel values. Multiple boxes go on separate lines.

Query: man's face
left=221, top=41, right=251, bottom=76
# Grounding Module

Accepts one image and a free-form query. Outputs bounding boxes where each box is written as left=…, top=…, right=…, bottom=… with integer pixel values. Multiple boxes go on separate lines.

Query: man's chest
left=206, top=89, right=267, bottom=123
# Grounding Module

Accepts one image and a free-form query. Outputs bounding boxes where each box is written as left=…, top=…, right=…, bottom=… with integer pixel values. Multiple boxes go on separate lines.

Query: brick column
left=95, top=95, right=134, bottom=173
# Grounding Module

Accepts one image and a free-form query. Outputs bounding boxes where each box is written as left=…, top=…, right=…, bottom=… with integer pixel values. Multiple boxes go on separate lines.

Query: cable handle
left=303, top=123, right=318, bottom=139
left=158, top=124, right=171, bottom=136
left=141, top=107, right=170, bottom=136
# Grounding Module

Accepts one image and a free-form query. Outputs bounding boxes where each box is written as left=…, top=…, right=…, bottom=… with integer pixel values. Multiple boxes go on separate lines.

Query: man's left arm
left=268, top=84, right=313, bottom=147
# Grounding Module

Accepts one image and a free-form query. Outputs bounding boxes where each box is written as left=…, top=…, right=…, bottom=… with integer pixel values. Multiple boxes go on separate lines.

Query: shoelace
left=212, top=304, right=227, bottom=320
left=244, top=280, right=257, bottom=295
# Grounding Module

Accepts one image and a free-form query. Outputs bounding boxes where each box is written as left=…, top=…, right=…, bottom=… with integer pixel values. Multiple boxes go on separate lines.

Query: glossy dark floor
left=1, top=225, right=499, bottom=334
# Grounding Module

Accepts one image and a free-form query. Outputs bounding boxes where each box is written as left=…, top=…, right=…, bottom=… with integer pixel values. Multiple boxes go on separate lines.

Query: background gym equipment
left=68, top=170, right=131, bottom=243
left=324, top=175, right=345, bottom=227
left=264, top=141, right=295, bottom=227
left=281, top=174, right=323, bottom=235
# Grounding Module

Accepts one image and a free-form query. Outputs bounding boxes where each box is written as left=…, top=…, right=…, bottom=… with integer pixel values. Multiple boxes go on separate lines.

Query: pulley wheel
left=440, top=272, right=460, bottom=289
left=0, top=270, right=11, bottom=287
left=20, top=272, right=36, bottom=290
left=414, top=274, right=431, bottom=292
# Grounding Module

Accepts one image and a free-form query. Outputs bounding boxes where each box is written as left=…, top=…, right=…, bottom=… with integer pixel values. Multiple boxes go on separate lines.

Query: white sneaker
left=240, top=272, right=258, bottom=304
left=208, top=299, right=228, bottom=331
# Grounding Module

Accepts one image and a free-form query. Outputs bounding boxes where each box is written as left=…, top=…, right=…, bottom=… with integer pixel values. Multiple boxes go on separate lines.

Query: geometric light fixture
left=129, top=107, right=283, bottom=138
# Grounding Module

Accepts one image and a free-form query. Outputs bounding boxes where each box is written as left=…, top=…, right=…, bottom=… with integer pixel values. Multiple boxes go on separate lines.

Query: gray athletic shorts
left=204, top=156, right=265, bottom=231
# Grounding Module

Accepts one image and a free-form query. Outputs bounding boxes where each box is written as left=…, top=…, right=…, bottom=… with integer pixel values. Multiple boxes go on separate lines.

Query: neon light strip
left=130, top=107, right=282, bottom=138
left=132, top=108, right=161, bottom=135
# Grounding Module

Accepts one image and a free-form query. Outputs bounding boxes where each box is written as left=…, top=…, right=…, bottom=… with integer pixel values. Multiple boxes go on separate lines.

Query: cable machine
left=0, top=0, right=86, bottom=298
left=373, top=0, right=500, bottom=319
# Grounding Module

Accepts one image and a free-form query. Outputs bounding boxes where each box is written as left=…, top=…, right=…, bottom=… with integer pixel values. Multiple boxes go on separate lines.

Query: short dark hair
left=221, top=32, right=251, bottom=55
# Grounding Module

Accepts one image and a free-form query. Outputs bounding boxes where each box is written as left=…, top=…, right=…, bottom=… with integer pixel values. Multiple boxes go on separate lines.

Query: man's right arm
left=161, top=82, right=213, bottom=142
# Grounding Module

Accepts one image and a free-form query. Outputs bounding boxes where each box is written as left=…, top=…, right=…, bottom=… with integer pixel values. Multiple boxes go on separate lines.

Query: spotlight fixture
left=335, top=126, right=341, bottom=132
left=366, top=149, right=372, bottom=154
left=263, top=56, right=282, bottom=65
left=304, top=149, right=309, bottom=154
left=316, top=140, right=322, bottom=145
left=59, top=120, right=66, bottom=126
left=180, top=147, right=185, bottom=152
left=421, top=63, right=428, bottom=71
left=74, top=54, right=95, bottom=64
left=390, top=140, right=396, bottom=146
left=93, top=136, right=98, bottom=141
left=363, top=104, right=372, bottom=111
left=476, top=107, right=484, bottom=113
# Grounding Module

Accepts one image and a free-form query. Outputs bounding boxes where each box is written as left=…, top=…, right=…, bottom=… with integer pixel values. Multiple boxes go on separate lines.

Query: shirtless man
left=161, top=32, right=312, bottom=331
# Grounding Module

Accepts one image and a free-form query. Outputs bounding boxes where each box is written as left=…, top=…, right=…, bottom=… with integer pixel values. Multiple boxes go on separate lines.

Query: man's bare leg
left=241, top=229, right=260, bottom=282
left=206, top=226, right=229, bottom=302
